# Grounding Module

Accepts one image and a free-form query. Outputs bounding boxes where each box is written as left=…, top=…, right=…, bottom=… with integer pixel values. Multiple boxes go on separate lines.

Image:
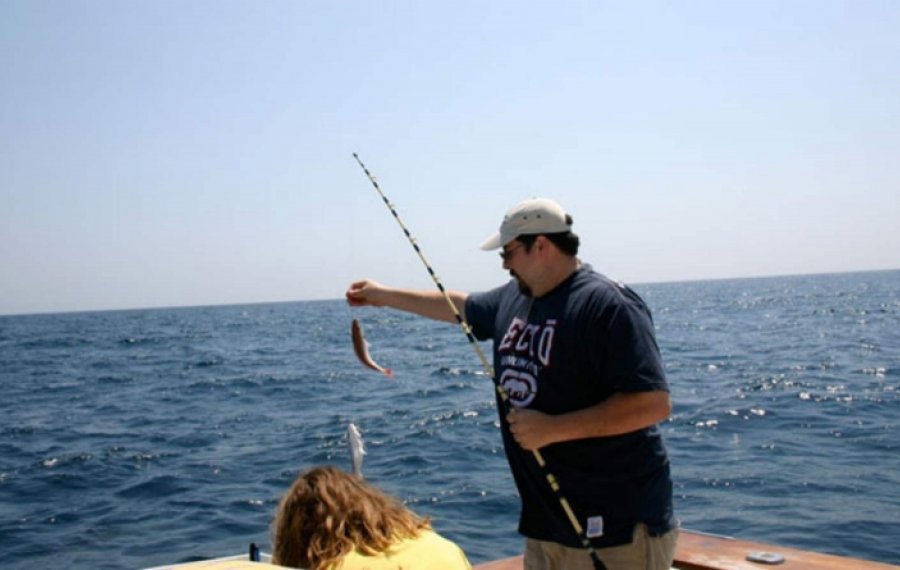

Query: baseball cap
left=479, top=197, right=572, bottom=250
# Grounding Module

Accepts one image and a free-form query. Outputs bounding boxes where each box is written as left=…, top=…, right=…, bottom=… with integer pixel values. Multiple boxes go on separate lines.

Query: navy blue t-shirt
left=465, top=265, right=675, bottom=548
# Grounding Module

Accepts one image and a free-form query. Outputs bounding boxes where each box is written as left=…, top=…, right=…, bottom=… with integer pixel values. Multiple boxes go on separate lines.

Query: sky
left=1, top=1, right=898, bottom=316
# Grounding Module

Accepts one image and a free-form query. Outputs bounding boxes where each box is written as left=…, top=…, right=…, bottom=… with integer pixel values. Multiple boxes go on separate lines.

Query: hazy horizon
left=4, top=266, right=897, bottom=318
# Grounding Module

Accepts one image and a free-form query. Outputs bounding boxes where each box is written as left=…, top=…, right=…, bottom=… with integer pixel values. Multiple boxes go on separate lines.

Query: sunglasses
left=499, top=243, right=525, bottom=261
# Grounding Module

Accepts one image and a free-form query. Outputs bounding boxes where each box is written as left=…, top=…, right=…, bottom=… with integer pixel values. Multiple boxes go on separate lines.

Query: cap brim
left=479, top=232, right=502, bottom=251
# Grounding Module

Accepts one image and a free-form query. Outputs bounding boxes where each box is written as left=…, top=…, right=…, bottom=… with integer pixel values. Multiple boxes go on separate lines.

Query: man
left=346, top=198, right=677, bottom=570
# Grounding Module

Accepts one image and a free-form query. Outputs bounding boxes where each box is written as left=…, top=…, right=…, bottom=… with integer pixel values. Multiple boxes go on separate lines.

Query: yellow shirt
left=332, top=530, right=472, bottom=570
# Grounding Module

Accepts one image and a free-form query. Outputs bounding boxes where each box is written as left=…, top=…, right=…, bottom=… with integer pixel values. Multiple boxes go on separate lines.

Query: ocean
left=1, top=270, right=898, bottom=568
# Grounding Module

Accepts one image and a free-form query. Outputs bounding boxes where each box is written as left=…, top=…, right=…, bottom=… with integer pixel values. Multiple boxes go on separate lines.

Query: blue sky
left=2, top=1, right=898, bottom=315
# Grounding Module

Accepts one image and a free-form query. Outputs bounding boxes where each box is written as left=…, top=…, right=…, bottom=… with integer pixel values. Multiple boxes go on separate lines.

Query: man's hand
left=507, top=408, right=560, bottom=451
left=346, top=279, right=387, bottom=307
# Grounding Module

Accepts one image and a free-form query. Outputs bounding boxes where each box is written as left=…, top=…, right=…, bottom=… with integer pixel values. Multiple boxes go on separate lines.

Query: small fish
left=351, top=319, right=393, bottom=378
left=347, top=422, right=366, bottom=477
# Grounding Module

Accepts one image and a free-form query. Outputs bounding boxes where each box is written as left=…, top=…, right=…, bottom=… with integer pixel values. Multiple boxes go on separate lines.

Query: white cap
left=479, top=198, right=572, bottom=250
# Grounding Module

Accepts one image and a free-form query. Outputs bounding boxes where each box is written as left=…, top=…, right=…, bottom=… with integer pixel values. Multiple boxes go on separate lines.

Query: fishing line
left=352, top=153, right=608, bottom=570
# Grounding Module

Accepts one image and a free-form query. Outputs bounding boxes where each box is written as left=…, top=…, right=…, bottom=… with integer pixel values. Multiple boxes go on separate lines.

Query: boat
left=146, top=529, right=898, bottom=569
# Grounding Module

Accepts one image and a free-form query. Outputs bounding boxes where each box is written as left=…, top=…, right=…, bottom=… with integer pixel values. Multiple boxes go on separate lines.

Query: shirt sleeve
left=464, top=284, right=507, bottom=342
left=599, top=295, right=669, bottom=393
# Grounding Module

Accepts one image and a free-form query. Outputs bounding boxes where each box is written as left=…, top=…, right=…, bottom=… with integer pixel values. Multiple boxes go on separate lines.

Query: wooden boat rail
left=473, top=529, right=899, bottom=570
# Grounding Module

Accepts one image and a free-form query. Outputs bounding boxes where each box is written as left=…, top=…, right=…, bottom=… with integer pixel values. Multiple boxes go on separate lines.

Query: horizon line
left=3, top=266, right=898, bottom=319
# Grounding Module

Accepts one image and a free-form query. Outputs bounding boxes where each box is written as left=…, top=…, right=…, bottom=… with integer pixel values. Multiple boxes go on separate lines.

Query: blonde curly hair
left=272, top=466, right=431, bottom=570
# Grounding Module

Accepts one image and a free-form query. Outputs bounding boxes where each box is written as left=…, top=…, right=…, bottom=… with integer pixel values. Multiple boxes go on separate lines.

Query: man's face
left=501, top=240, right=534, bottom=297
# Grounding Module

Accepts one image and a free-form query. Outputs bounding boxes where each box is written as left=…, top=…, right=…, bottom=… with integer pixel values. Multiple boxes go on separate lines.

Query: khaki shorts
left=524, top=524, right=679, bottom=570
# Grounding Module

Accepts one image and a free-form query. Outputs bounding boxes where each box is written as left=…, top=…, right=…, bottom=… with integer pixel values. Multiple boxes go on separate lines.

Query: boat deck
left=473, top=529, right=899, bottom=570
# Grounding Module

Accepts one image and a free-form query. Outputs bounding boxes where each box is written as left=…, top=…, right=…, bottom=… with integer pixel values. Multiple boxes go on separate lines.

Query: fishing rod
left=352, top=153, right=608, bottom=570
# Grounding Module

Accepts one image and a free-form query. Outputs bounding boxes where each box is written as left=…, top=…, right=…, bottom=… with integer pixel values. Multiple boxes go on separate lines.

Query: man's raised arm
left=346, top=279, right=468, bottom=324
